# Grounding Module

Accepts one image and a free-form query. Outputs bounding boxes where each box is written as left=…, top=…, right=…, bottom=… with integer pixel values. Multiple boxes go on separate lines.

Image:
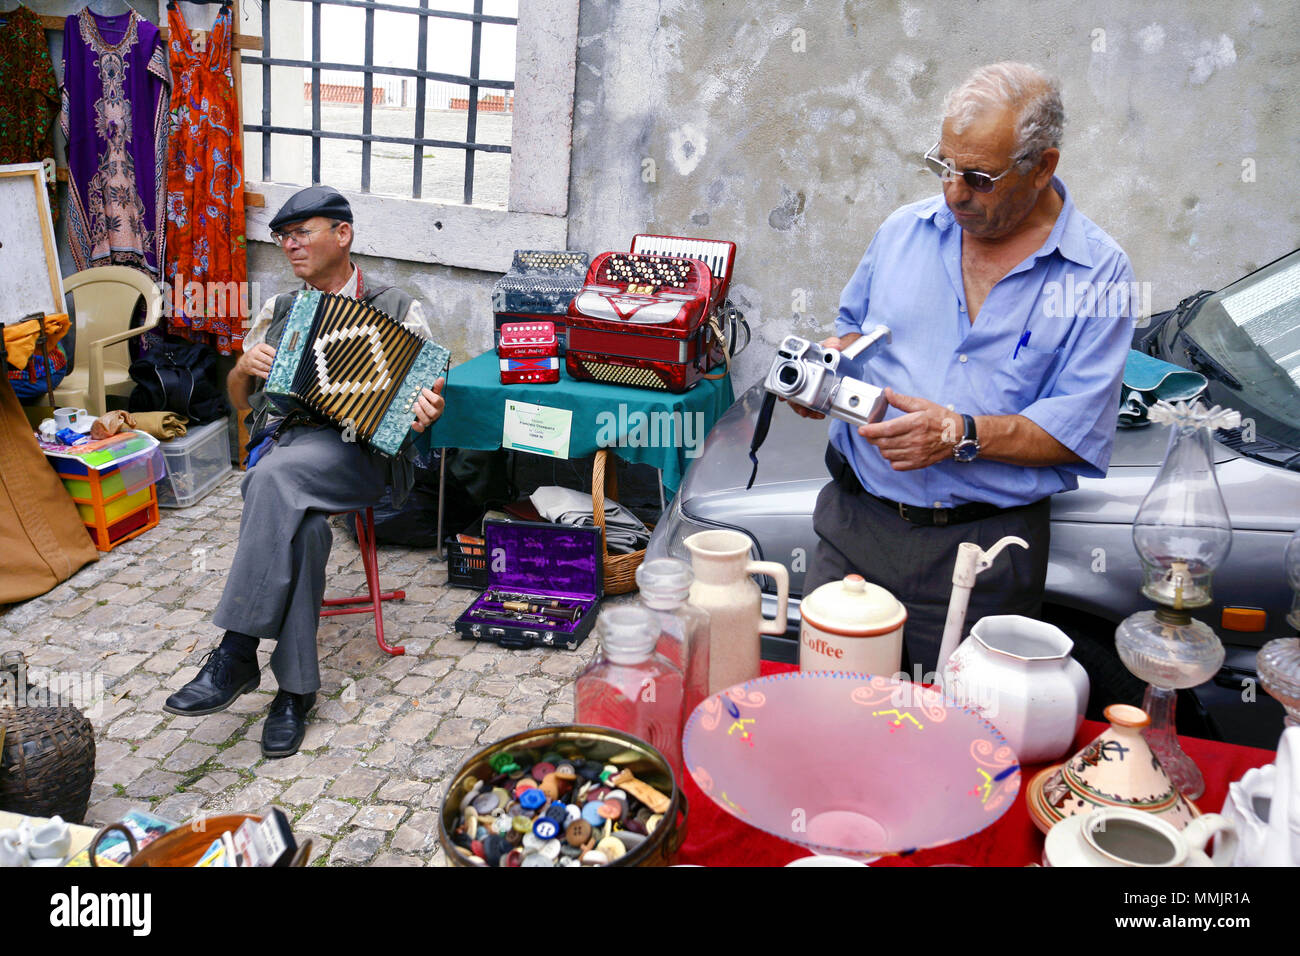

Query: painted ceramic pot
left=1027, top=703, right=1198, bottom=833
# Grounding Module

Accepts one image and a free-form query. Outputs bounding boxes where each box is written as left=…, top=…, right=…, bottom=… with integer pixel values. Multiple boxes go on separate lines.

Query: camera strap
left=746, top=391, right=778, bottom=490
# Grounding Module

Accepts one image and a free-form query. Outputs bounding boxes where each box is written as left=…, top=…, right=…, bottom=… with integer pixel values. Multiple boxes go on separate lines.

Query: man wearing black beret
left=163, top=185, right=446, bottom=758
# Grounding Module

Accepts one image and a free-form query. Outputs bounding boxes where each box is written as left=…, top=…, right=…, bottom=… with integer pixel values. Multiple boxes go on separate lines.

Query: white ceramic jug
left=940, top=614, right=1089, bottom=764
left=1044, top=806, right=1238, bottom=867
left=684, top=530, right=788, bottom=694
left=1219, top=726, right=1300, bottom=866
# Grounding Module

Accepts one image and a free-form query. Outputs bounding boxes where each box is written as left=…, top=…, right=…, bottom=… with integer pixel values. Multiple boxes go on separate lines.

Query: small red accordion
left=565, top=234, right=737, bottom=392
left=498, top=321, right=560, bottom=384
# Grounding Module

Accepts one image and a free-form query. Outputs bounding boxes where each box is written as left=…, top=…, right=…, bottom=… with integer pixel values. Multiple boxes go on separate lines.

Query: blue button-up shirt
left=832, top=177, right=1136, bottom=509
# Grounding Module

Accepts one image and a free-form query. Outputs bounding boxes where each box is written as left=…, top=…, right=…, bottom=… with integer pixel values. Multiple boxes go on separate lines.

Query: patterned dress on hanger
left=164, top=1, right=248, bottom=354
left=0, top=5, right=61, bottom=221
left=61, top=7, right=170, bottom=276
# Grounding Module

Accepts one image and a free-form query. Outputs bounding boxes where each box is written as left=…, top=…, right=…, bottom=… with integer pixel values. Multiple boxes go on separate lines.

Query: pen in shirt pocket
left=1014, top=329, right=1031, bottom=359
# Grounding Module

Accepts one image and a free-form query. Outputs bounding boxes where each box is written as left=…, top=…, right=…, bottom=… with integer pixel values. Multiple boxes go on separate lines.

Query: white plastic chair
left=52, top=267, right=163, bottom=416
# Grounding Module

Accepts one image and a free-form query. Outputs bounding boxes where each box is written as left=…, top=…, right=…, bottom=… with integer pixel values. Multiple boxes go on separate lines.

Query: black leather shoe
left=163, top=649, right=260, bottom=716
left=261, top=690, right=316, bottom=758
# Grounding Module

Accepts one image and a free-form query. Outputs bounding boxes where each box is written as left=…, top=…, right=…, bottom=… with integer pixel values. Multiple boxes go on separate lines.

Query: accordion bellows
left=266, top=290, right=451, bottom=457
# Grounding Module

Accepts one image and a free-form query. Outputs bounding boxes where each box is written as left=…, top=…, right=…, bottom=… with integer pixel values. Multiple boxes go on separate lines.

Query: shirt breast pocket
left=987, top=342, right=1062, bottom=412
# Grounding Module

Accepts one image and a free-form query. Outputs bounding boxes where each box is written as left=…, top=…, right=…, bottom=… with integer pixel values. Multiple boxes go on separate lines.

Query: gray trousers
left=212, top=426, right=388, bottom=694
left=805, top=469, right=1050, bottom=679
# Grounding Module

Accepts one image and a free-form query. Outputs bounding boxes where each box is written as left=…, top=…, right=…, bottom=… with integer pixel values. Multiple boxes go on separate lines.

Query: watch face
left=954, top=439, right=978, bottom=462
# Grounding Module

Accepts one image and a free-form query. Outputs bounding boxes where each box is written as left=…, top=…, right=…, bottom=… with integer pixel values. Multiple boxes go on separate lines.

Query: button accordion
left=492, top=250, right=590, bottom=353
left=498, top=321, right=560, bottom=384
left=565, top=234, right=737, bottom=392
left=265, top=289, right=451, bottom=457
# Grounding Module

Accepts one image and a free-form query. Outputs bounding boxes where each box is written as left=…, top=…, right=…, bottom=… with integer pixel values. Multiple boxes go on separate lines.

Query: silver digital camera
left=763, top=325, right=892, bottom=427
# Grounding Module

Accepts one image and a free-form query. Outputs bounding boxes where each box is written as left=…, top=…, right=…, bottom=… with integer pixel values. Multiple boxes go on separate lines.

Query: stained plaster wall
left=246, top=0, right=1300, bottom=396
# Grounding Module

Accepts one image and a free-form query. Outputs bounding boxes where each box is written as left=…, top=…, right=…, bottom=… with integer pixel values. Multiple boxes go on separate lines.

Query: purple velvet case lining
left=456, top=520, right=603, bottom=643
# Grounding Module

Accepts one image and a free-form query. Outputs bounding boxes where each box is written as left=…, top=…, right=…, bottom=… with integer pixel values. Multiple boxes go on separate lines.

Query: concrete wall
left=564, top=0, right=1300, bottom=392
left=235, top=1, right=1300, bottom=395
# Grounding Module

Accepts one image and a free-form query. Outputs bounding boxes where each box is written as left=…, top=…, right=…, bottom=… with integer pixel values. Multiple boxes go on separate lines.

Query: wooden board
left=0, top=164, right=64, bottom=326
left=37, top=13, right=263, bottom=49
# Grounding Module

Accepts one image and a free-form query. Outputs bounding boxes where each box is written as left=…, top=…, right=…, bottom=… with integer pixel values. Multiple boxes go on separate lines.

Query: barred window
left=242, top=0, right=517, bottom=206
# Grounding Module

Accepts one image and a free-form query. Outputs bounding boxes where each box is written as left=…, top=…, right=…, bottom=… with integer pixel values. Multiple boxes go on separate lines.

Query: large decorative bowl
left=683, top=672, right=1021, bottom=858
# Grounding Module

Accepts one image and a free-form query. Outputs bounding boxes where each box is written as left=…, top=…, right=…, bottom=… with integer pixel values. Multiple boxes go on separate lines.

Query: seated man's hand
left=782, top=335, right=845, bottom=420
left=237, top=343, right=277, bottom=380
left=411, top=377, right=446, bottom=433
left=858, top=387, right=963, bottom=471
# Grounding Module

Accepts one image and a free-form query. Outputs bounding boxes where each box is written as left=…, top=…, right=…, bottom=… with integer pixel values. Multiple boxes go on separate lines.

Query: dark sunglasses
left=922, top=142, right=1027, bottom=193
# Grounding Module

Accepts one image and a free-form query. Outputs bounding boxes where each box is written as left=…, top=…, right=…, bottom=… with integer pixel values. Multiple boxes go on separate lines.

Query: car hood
left=679, top=383, right=1300, bottom=534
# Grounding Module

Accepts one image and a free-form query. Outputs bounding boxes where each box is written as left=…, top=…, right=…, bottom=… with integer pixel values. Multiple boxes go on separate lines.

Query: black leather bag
left=128, top=343, right=229, bottom=425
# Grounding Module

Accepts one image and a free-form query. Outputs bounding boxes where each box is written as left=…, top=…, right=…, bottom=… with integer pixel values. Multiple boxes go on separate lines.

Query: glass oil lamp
left=1114, top=400, right=1239, bottom=801
left=1255, top=527, right=1300, bottom=730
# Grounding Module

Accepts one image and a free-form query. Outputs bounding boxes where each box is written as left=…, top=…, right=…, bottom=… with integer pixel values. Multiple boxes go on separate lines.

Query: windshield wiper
left=1179, top=337, right=1243, bottom=390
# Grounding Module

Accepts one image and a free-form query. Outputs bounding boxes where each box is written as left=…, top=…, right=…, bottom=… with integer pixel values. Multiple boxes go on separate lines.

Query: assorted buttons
left=448, top=750, right=672, bottom=868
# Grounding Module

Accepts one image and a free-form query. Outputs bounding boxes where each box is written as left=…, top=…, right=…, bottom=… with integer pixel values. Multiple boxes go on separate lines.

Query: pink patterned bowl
left=683, top=672, right=1021, bottom=858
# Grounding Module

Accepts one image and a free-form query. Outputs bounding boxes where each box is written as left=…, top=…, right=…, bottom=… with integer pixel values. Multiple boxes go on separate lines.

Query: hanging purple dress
left=61, top=7, right=170, bottom=276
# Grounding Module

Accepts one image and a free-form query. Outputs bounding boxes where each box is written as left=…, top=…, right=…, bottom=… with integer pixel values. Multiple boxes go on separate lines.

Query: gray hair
left=942, top=62, right=1064, bottom=168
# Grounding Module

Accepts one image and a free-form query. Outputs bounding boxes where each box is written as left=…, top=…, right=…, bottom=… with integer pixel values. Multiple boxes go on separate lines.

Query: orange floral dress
left=163, top=2, right=247, bottom=354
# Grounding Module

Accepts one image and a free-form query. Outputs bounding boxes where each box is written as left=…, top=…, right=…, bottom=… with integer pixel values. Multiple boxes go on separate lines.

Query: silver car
left=648, top=249, right=1300, bottom=747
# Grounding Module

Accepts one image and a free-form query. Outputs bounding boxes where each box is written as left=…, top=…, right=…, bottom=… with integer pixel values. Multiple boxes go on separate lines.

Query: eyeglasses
left=272, top=222, right=340, bottom=247
left=922, top=142, right=1027, bottom=193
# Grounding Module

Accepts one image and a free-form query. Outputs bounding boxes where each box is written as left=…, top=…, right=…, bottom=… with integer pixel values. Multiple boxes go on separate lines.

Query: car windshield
left=1180, top=249, right=1300, bottom=449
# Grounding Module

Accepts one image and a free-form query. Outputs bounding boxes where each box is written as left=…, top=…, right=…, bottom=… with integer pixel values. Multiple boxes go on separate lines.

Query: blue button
left=520, top=788, right=547, bottom=811
left=582, top=802, right=606, bottom=827
left=533, top=818, right=560, bottom=840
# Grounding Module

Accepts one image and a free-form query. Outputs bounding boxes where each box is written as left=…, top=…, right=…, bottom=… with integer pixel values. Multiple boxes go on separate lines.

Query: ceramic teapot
left=940, top=615, right=1088, bottom=764
left=1044, top=806, right=1237, bottom=867
left=1219, top=726, right=1300, bottom=866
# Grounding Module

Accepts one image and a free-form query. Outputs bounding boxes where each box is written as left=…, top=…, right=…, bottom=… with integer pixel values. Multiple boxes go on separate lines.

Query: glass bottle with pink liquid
left=635, top=558, right=710, bottom=726
left=575, top=605, right=685, bottom=781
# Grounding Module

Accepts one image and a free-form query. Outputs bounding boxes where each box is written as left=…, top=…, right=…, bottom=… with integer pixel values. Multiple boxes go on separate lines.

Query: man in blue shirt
left=802, top=62, right=1136, bottom=675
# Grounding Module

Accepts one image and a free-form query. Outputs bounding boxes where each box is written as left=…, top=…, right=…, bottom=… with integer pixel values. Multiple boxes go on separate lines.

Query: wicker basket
left=591, top=450, right=652, bottom=595
left=0, top=705, right=96, bottom=824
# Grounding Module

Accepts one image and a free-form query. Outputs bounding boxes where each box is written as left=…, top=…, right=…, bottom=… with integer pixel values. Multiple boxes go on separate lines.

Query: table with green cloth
left=424, top=348, right=735, bottom=500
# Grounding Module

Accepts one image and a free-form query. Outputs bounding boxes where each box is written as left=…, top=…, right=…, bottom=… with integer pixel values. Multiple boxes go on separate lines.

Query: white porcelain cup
left=0, top=829, right=29, bottom=868
left=54, top=407, right=89, bottom=431
left=27, top=816, right=71, bottom=861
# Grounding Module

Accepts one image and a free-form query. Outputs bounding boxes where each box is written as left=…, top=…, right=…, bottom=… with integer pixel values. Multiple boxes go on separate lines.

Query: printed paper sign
left=503, top=400, right=572, bottom=458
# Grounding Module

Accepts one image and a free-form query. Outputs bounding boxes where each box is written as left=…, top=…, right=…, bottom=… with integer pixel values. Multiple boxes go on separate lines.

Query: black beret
left=269, top=185, right=353, bottom=232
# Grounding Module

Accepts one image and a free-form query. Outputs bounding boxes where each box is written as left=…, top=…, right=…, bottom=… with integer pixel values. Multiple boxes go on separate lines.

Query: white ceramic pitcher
left=684, top=530, right=788, bottom=694
left=1219, top=726, right=1300, bottom=866
left=940, top=614, right=1089, bottom=764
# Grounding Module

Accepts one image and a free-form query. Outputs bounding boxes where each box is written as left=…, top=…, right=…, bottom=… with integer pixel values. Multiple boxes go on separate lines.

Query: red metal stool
left=321, top=507, right=405, bottom=655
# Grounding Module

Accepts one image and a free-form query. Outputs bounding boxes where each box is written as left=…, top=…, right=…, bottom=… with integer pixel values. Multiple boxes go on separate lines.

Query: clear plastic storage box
left=157, top=416, right=233, bottom=508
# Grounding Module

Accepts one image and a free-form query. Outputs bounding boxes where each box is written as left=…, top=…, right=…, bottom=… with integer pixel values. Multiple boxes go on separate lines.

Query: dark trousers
left=805, top=446, right=1051, bottom=678
left=212, top=426, right=389, bottom=694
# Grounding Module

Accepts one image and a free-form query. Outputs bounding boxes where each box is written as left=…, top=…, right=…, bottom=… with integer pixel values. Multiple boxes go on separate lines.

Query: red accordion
left=565, top=234, right=737, bottom=392
left=498, top=321, right=560, bottom=384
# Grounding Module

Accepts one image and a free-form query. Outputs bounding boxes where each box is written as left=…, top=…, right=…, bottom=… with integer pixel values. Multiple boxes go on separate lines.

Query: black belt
left=825, top=444, right=1027, bottom=527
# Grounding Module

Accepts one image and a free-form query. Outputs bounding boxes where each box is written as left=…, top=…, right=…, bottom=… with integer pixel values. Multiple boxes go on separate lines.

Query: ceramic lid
left=802, top=575, right=906, bottom=635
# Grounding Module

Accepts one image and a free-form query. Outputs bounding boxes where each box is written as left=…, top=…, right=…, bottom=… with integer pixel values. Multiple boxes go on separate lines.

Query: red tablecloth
left=673, top=662, right=1277, bottom=867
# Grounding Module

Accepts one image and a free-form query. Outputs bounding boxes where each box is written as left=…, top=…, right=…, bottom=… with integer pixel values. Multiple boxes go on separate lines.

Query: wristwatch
left=953, top=413, right=979, bottom=462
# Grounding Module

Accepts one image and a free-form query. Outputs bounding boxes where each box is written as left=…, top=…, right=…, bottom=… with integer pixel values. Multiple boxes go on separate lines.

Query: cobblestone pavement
left=0, top=472, right=626, bottom=866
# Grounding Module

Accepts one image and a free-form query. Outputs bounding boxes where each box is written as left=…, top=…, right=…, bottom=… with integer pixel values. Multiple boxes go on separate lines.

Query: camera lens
left=775, top=362, right=803, bottom=393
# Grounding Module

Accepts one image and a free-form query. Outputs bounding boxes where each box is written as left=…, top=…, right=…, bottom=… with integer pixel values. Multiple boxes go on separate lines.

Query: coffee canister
left=799, top=574, right=906, bottom=675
